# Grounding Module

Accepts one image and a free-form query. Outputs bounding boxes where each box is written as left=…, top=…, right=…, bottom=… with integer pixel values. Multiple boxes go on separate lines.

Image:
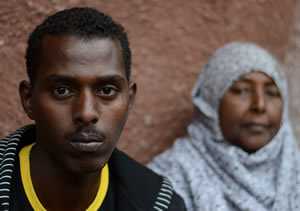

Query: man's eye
left=53, top=87, right=73, bottom=98
left=96, top=86, right=118, bottom=98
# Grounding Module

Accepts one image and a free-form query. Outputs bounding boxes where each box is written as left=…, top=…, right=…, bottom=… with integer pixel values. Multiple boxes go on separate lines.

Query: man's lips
left=70, top=141, right=104, bottom=153
left=71, top=133, right=104, bottom=143
left=69, top=130, right=105, bottom=153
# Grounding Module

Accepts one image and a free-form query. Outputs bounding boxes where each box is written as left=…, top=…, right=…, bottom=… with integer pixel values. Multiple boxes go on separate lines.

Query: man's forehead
left=41, top=35, right=119, bottom=62
left=34, top=35, right=127, bottom=82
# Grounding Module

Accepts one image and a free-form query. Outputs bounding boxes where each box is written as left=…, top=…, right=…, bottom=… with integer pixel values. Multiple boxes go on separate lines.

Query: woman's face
left=219, top=71, right=283, bottom=153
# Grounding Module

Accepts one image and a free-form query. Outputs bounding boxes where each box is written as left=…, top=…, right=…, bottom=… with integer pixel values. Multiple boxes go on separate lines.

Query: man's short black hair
left=26, top=7, right=131, bottom=83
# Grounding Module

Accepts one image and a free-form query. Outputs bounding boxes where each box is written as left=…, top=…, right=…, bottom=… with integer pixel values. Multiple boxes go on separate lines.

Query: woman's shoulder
left=148, top=136, right=205, bottom=177
left=148, top=138, right=186, bottom=168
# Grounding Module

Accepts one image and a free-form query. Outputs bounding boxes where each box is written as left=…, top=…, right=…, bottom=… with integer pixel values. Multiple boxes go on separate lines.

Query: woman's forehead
left=235, top=71, right=277, bottom=85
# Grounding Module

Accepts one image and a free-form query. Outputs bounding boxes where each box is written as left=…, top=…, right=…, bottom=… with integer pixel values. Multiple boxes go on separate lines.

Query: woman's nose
left=251, top=89, right=266, bottom=113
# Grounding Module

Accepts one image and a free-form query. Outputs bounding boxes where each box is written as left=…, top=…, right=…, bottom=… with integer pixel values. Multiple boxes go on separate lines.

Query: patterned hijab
left=148, top=42, right=300, bottom=211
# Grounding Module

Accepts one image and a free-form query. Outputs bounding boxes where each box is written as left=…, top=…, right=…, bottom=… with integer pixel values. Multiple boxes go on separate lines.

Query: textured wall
left=0, top=0, right=296, bottom=163
left=285, top=1, right=300, bottom=140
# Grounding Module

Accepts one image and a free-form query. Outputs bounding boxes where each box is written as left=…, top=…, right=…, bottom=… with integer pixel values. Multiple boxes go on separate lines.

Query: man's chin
left=67, top=157, right=107, bottom=175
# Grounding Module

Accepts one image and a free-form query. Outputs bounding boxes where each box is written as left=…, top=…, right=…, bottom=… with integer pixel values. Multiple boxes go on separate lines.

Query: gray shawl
left=148, top=42, right=300, bottom=211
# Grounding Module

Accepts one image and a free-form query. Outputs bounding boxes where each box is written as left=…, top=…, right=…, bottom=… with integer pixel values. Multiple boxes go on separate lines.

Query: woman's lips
left=242, top=122, right=269, bottom=133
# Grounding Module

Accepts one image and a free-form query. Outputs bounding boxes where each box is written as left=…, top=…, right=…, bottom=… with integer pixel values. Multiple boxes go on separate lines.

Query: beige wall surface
left=0, top=0, right=296, bottom=163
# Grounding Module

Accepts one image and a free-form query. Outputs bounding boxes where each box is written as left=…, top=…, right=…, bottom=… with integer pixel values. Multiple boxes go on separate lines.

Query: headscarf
left=148, top=42, right=300, bottom=211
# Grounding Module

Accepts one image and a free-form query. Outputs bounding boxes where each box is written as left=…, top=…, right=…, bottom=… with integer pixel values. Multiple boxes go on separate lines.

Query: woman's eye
left=230, top=86, right=251, bottom=96
left=266, top=87, right=281, bottom=98
left=96, top=86, right=118, bottom=98
left=53, top=87, right=73, bottom=98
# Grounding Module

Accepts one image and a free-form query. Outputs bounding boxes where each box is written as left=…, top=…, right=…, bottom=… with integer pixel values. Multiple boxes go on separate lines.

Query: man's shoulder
left=0, top=126, right=35, bottom=210
left=110, top=149, right=162, bottom=181
left=0, top=125, right=35, bottom=147
left=108, top=149, right=186, bottom=211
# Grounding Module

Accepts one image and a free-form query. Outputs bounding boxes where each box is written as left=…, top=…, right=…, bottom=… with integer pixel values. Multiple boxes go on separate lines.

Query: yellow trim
left=19, top=144, right=109, bottom=211
left=19, top=144, right=46, bottom=211
left=87, top=164, right=109, bottom=211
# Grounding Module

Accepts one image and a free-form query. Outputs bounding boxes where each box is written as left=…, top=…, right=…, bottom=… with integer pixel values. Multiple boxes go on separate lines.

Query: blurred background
left=0, top=0, right=299, bottom=163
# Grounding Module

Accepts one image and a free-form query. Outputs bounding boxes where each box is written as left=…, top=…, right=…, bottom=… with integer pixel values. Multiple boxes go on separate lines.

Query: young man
left=0, top=7, right=186, bottom=210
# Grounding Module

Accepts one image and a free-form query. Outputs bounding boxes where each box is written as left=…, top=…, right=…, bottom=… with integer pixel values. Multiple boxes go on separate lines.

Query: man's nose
left=73, top=89, right=99, bottom=125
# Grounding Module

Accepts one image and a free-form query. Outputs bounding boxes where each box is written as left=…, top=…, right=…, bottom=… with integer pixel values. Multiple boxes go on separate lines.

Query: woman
left=148, top=42, right=300, bottom=211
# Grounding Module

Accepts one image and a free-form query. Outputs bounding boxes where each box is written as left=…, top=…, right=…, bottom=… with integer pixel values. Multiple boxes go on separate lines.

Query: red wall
left=0, top=0, right=295, bottom=163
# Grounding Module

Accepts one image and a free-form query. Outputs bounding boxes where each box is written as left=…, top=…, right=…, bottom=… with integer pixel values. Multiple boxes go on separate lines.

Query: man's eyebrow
left=46, top=74, right=75, bottom=83
left=94, top=75, right=127, bottom=83
left=45, top=74, right=127, bottom=83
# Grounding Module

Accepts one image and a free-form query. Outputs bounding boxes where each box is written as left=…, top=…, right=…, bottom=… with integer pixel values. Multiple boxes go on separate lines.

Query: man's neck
left=30, top=144, right=101, bottom=211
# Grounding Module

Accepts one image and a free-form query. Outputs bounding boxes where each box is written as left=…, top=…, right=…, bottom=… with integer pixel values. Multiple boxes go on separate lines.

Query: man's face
left=20, top=35, right=135, bottom=173
left=219, top=71, right=282, bottom=153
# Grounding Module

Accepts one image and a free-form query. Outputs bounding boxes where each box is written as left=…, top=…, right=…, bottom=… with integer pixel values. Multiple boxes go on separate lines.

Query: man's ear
left=128, top=81, right=136, bottom=110
left=19, top=80, right=34, bottom=120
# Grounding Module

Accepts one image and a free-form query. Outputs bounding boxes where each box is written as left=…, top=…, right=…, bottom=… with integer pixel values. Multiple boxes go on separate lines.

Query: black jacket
left=0, top=125, right=186, bottom=211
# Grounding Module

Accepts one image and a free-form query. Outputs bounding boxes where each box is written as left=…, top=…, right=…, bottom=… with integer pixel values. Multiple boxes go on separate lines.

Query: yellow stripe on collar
left=19, top=143, right=109, bottom=211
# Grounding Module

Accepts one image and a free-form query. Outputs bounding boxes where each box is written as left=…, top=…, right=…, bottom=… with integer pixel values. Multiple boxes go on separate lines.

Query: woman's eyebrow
left=265, top=82, right=278, bottom=87
left=234, top=78, right=252, bottom=84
